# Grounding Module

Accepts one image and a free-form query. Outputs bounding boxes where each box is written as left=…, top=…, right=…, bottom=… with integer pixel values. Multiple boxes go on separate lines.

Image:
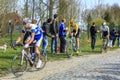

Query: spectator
left=117, top=30, right=120, bottom=47
left=112, top=29, right=117, bottom=47
left=59, top=19, right=67, bottom=53
left=90, top=22, right=97, bottom=51
left=42, top=18, right=52, bottom=55
left=109, top=29, right=116, bottom=47
left=50, top=14, right=59, bottom=54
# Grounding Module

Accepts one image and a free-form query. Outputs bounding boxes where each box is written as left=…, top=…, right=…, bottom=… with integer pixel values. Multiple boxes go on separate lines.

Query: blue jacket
left=59, top=23, right=66, bottom=36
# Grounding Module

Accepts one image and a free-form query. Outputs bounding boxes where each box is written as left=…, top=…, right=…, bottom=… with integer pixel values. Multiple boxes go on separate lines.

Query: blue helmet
left=102, top=22, right=106, bottom=26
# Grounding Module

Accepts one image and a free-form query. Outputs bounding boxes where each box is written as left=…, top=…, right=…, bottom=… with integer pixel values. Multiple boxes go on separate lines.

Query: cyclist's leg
left=76, top=37, right=79, bottom=49
left=105, top=37, right=109, bottom=50
left=35, top=37, right=42, bottom=68
left=76, top=33, right=80, bottom=51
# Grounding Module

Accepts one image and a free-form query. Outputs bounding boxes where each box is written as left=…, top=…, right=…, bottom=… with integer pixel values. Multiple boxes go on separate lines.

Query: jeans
left=59, top=36, right=66, bottom=53
left=112, top=37, right=116, bottom=46
left=42, top=36, right=48, bottom=54
left=91, top=35, right=96, bottom=50
left=51, top=37, right=58, bottom=53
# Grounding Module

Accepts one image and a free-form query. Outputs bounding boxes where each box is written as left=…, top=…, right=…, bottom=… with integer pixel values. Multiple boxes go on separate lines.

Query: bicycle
left=66, top=36, right=81, bottom=58
left=11, top=43, right=47, bottom=77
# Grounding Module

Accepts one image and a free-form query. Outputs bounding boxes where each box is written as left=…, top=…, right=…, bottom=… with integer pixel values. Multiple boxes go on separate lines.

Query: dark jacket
left=90, top=26, right=97, bottom=36
left=42, top=22, right=51, bottom=37
left=109, top=30, right=116, bottom=40
left=50, top=20, right=58, bottom=35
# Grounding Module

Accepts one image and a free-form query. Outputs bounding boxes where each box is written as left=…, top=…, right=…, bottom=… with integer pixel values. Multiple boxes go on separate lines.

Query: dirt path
left=1, top=49, right=120, bottom=80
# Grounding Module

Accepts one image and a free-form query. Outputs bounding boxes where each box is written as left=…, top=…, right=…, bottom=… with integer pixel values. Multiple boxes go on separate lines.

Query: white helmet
left=23, top=18, right=31, bottom=25
left=102, top=22, right=106, bottom=26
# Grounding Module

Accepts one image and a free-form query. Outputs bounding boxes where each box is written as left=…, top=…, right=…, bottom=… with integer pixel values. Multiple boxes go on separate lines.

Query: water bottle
left=31, top=53, right=35, bottom=59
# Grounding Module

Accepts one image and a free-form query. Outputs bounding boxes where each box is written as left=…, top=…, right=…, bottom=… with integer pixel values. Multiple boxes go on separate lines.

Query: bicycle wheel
left=66, top=39, right=73, bottom=58
left=11, top=53, right=27, bottom=77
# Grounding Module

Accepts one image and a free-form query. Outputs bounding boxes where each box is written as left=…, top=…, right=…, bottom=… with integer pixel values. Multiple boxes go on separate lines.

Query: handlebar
left=11, top=43, right=36, bottom=50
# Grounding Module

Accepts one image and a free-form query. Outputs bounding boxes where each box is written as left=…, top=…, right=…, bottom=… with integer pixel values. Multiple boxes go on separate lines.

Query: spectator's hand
left=24, top=44, right=29, bottom=49
left=52, top=35, right=55, bottom=38
left=56, top=34, right=58, bottom=37
left=66, top=27, right=68, bottom=30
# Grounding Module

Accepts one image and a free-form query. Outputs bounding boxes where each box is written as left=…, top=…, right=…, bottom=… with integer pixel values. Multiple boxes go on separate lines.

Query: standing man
left=59, top=19, right=67, bottom=53
left=42, top=18, right=52, bottom=55
left=90, top=22, right=97, bottom=51
left=50, top=14, right=59, bottom=54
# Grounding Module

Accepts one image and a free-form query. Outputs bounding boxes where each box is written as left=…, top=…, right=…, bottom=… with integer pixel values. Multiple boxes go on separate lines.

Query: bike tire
left=11, top=53, right=27, bottom=77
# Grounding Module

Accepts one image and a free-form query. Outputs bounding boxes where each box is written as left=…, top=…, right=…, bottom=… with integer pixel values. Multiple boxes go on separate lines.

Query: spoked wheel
left=11, top=53, right=27, bottom=77
left=66, top=39, right=73, bottom=58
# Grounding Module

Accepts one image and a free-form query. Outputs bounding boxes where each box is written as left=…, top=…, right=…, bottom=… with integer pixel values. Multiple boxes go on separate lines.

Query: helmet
left=70, top=19, right=75, bottom=24
left=102, top=22, right=106, bottom=26
left=23, top=18, right=31, bottom=25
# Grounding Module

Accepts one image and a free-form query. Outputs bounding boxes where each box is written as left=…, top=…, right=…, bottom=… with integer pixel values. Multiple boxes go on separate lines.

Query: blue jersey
left=30, top=24, right=43, bottom=41
left=22, top=24, right=43, bottom=41
left=59, top=23, right=66, bottom=36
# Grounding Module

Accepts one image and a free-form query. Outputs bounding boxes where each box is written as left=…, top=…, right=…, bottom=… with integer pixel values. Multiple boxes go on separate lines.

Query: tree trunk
left=32, top=0, right=35, bottom=20
left=25, top=0, right=29, bottom=17
left=49, top=0, right=54, bottom=18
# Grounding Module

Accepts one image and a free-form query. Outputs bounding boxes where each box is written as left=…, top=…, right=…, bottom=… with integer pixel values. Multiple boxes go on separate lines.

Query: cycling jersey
left=70, top=23, right=79, bottom=33
left=22, top=24, right=43, bottom=42
left=30, top=24, right=43, bottom=41
left=100, top=26, right=109, bottom=38
left=70, top=23, right=80, bottom=38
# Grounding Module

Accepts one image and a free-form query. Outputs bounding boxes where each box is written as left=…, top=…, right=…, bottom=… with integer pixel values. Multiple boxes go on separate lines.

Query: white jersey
left=100, top=26, right=109, bottom=38
left=100, top=26, right=109, bottom=32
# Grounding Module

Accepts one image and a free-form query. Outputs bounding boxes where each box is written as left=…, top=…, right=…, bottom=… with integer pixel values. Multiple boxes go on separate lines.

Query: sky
left=81, top=0, right=120, bottom=9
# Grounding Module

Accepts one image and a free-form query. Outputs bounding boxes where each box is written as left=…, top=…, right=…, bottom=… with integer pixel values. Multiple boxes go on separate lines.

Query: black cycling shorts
left=73, top=28, right=81, bottom=38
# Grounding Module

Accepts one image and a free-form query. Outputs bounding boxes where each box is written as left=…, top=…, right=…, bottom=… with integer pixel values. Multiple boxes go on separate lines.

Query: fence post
left=9, top=20, right=13, bottom=45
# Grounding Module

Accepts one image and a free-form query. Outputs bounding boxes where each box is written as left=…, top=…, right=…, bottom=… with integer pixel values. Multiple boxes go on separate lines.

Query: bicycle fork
left=20, top=50, right=25, bottom=65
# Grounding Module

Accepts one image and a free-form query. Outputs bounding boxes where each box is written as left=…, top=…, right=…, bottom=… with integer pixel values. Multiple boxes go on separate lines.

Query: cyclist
left=100, top=22, right=109, bottom=51
left=69, top=19, right=81, bottom=53
left=13, top=18, right=43, bottom=68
